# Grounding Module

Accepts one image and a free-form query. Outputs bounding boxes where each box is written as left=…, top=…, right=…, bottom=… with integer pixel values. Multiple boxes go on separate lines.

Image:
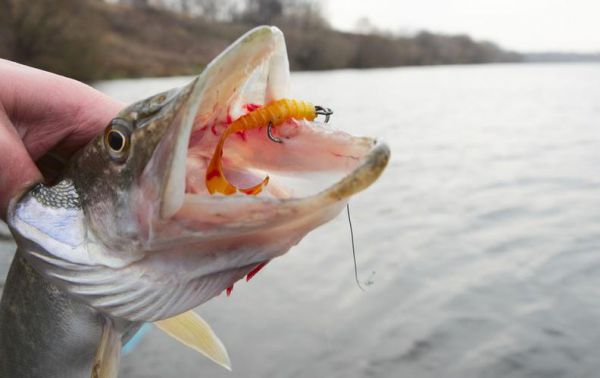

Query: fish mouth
left=147, top=26, right=389, bottom=242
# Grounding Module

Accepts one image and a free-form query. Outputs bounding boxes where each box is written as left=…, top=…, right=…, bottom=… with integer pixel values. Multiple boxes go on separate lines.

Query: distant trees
left=112, top=0, right=326, bottom=26
left=241, top=0, right=283, bottom=24
left=410, top=32, right=519, bottom=65
left=167, top=0, right=237, bottom=20
left=0, top=0, right=522, bottom=79
left=0, top=0, right=104, bottom=80
left=120, top=0, right=151, bottom=8
left=112, top=0, right=232, bottom=19
left=235, top=0, right=328, bottom=30
left=180, top=0, right=219, bottom=19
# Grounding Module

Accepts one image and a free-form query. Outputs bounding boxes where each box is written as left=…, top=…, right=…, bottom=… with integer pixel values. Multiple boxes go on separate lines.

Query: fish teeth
left=265, top=28, right=291, bottom=102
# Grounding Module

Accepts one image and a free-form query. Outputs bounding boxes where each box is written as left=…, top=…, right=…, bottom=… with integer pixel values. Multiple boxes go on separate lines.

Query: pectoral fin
left=91, top=318, right=121, bottom=378
left=155, top=311, right=231, bottom=371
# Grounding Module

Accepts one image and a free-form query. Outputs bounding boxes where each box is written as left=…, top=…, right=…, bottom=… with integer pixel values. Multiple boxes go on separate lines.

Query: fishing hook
left=267, top=121, right=283, bottom=144
left=266, top=104, right=333, bottom=144
left=315, top=105, right=334, bottom=123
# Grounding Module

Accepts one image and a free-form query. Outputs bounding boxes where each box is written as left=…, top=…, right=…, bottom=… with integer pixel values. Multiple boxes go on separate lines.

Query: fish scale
left=30, top=180, right=80, bottom=209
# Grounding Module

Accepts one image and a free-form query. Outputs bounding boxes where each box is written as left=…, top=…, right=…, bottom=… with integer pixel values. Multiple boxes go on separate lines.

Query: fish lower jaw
left=167, top=138, right=389, bottom=239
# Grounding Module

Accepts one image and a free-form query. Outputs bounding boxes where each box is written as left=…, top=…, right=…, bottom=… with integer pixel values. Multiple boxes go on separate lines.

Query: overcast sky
left=325, top=0, right=600, bottom=52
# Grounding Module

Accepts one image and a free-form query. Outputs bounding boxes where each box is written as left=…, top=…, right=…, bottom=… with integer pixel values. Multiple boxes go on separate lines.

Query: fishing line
left=347, top=203, right=365, bottom=291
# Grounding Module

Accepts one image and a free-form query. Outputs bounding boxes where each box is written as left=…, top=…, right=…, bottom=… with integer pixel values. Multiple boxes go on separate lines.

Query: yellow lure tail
left=154, top=311, right=232, bottom=371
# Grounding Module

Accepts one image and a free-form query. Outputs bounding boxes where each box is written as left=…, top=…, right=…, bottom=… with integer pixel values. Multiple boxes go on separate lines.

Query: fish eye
left=108, top=130, right=125, bottom=151
left=104, top=119, right=132, bottom=162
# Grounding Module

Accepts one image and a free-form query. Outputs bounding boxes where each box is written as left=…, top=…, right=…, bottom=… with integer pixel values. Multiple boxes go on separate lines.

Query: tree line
left=0, top=0, right=521, bottom=81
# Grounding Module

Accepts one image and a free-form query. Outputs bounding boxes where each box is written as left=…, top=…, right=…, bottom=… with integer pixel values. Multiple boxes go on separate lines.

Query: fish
left=0, top=26, right=389, bottom=377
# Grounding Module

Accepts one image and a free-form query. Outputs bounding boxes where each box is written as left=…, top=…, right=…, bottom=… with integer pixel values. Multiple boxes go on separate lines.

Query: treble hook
left=267, top=122, right=283, bottom=143
left=315, top=105, right=334, bottom=123
left=266, top=105, right=334, bottom=144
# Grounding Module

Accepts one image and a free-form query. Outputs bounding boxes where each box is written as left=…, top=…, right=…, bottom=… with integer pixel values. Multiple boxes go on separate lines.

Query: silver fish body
left=0, top=251, right=140, bottom=377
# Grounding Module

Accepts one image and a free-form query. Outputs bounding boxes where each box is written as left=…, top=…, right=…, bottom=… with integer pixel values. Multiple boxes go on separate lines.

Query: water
left=3, top=63, right=600, bottom=377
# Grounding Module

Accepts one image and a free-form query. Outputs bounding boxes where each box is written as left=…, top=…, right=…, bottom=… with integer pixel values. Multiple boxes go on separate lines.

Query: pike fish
left=0, top=26, right=389, bottom=377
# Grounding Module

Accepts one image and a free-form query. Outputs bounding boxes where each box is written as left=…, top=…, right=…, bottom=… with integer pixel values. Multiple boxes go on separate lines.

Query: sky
left=325, top=0, right=600, bottom=53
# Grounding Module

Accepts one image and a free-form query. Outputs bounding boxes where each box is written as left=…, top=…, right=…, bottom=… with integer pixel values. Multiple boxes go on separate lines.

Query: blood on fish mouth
left=226, top=261, right=267, bottom=296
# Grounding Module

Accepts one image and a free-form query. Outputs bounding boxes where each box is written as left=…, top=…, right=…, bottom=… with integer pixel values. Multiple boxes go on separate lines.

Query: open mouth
left=154, top=26, right=389, bottom=233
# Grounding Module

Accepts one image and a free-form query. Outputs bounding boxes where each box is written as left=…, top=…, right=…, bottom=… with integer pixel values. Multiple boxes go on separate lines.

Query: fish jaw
left=122, top=26, right=390, bottom=320
left=146, top=25, right=293, bottom=220
left=8, top=26, right=390, bottom=322
left=140, top=25, right=389, bottom=241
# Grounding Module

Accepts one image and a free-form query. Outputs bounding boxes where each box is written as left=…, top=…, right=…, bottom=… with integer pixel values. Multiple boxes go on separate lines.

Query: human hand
left=0, top=59, right=124, bottom=220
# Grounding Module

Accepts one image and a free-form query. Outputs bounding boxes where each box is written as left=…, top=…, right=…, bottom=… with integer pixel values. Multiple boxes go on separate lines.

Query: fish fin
left=91, top=318, right=122, bottom=378
left=154, top=311, right=232, bottom=371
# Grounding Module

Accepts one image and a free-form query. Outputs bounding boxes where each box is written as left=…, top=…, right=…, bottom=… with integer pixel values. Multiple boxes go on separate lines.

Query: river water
left=2, top=63, right=600, bottom=377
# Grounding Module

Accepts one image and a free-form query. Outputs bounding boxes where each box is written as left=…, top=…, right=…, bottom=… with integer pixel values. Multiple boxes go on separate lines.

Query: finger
left=0, top=107, right=42, bottom=220
left=0, top=59, right=124, bottom=161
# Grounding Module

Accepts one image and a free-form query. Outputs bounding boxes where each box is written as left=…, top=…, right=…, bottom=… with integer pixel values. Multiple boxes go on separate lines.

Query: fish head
left=9, top=26, right=390, bottom=321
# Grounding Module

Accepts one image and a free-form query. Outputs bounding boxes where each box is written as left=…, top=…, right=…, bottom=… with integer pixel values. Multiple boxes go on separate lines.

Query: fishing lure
left=206, top=101, right=367, bottom=295
left=205, top=98, right=333, bottom=195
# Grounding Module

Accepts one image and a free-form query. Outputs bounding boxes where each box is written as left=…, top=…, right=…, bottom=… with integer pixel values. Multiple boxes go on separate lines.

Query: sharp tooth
left=232, top=61, right=269, bottom=116
left=161, top=87, right=200, bottom=219
left=265, top=28, right=290, bottom=102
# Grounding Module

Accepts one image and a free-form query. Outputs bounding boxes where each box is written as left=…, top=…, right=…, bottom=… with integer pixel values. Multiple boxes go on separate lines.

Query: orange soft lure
left=205, top=98, right=319, bottom=196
